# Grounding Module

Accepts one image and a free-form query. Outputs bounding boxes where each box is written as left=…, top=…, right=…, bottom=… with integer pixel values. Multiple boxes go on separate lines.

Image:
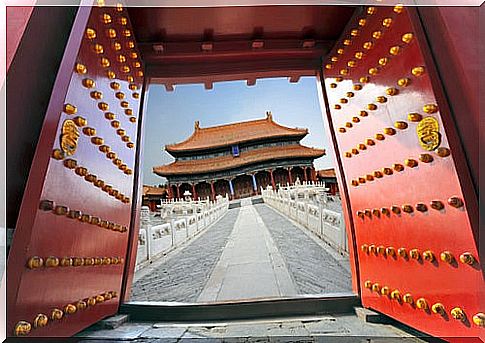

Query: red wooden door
left=322, top=5, right=483, bottom=341
left=7, top=3, right=144, bottom=337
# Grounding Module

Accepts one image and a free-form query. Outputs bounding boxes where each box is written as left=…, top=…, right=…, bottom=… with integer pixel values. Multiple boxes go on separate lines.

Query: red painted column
left=287, top=168, right=293, bottom=185
left=192, top=183, right=197, bottom=200
left=269, top=169, right=276, bottom=189
left=210, top=181, right=216, bottom=201
left=303, top=167, right=308, bottom=182
left=167, top=184, right=173, bottom=200
left=311, top=167, right=317, bottom=181
left=176, top=184, right=181, bottom=199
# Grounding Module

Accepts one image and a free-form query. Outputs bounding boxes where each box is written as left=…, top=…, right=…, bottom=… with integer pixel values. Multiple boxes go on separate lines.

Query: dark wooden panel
left=127, top=6, right=355, bottom=43
left=6, top=6, right=78, bottom=230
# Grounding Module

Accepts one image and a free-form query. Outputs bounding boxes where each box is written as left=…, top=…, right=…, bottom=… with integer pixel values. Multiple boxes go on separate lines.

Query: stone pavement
left=76, top=314, right=427, bottom=342
left=131, top=202, right=351, bottom=303
left=78, top=203, right=426, bottom=341
left=198, top=205, right=297, bottom=301
left=131, top=209, right=240, bottom=302
left=254, top=204, right=352, bottom=295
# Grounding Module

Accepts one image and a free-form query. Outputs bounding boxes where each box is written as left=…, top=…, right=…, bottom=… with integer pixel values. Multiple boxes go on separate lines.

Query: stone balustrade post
left=203, top=204, right=207, bottom=228
left=318, top=195, right=324, bottom=237
left=185, top=216, right=189, bottom=238
left=139, top=225, right=150, bottom=262
left=196, top=205, right=200, bottom=229
left=170, top=218, right=176, bottom=247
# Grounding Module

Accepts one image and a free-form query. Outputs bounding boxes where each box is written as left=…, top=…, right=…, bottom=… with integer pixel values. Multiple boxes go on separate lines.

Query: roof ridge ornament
left=266, top=111, right=273, bottom=121
left=194, top=120, right=200, bottom=130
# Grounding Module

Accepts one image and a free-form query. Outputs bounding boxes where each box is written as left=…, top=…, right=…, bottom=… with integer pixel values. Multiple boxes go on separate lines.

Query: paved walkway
left=255, top=205, right=352, bottom=295
left=131, top=209, right=240, bottom=302
left=198, top=205, right=297, bottom=302
left=131, top=203, right=351, bottom=303
left=77, top=314, right=426, bottom=342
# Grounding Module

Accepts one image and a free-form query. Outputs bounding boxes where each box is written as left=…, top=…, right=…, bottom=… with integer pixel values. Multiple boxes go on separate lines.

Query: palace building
left=154, top=112, right=325, bottom=200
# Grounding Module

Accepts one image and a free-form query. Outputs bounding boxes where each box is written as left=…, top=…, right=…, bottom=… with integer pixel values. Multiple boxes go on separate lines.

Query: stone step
left=97, top=314, right=130, bottom=329
left=354, top=307, right=392, bottom=324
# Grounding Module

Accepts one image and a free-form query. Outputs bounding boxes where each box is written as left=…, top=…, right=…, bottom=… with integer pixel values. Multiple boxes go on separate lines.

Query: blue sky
left=142, top=77, right=336, bottom=186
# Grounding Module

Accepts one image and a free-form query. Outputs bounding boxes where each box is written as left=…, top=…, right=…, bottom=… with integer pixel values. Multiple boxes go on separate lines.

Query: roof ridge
left=196, top=117, right=268, bottom=131
left=166, top=115, right=308, bottom=152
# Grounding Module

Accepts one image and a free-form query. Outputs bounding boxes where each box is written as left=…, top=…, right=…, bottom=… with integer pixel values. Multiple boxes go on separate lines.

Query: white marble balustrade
left=261, top=181, right=348, bottom=254
left=136, top=195, right=230, bottom=269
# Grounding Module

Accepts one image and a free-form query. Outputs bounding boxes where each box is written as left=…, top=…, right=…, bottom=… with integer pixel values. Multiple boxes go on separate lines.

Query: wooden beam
left=164, top=83, right=175, bottom=92
left=139, top=38, right=333, bottom=64
left=153, top=71, right=316, bottom=87
left=246, top=78, right=256, bottom=86
left=157, top=69, right=315, bottom=89
left=148, top=58, right=320, bottom=80
left=204, top=81, right=213, bottom=90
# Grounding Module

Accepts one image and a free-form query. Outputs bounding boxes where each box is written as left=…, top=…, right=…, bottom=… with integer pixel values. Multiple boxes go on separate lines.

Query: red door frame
left=317, top=69, right=361, bottom=294
left=6, top=3, right=480, bottom=337
left=409, top=7, right=479, bottom=244
left=416, top=7, right=481, bottom=195
left=120, top=78, right=149, bottom=302
left=414, top=7, right=481, bottom=258
left=119, top=5, right=481, bottom=303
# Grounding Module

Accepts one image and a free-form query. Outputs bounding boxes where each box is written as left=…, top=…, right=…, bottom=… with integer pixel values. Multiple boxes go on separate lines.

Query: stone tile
left=97, top=314, right=130, bottom=329
left=224, top=323, right=277, bottom=337
left=253, top=205, right=352, bottom=295
left=354, top=307, right=391, bottom=324
left=178, top=340, right=223, bottom=343
left=312, top=337, right=365, bottom=343
left=75, top=323, right=151, bottom=340
left=186, top=325, right=228, bottom=338
left=216, top=263, right=280, bottom=300
left=75, top=315, right=424, bottom=342
left=366, top=339, right=425, bottom=343
left=139, top=326, right=187, bottom=339
left=200, top=205, right=299, bottom=302
left=269, top=337, right=315, bottom=343
left=265, top=321, right=310, bottom=337
left=328, top=315, right=423, bottom=339
left=131, top=209, right=240, bottom=302
left=244, top=338, right=271, bottom=343
left=180, top=329, right=224, bottom=342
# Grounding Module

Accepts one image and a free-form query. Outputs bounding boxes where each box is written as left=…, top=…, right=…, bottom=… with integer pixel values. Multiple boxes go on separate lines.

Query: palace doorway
left=130, top=76, right=351, bottom=305
left=5, top=3, right=481, bottom=340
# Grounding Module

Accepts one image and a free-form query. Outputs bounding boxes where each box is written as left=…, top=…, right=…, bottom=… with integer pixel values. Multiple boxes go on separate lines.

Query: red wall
left=6, top=6, right=34, bottom=73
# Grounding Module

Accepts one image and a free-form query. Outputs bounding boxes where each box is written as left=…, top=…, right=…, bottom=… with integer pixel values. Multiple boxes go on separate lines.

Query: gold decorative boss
left=60, top=119, right=80, bottom=156
left=417, top=117, right=440, bottom=151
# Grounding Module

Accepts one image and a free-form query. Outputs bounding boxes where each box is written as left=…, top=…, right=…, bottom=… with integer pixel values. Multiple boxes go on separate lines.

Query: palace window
left=232, top=145, right=240, bottom=157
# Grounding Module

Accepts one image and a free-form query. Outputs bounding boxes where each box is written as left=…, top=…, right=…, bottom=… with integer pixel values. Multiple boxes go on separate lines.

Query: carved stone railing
left=261, top=182, right=348, bottom=254
left=135, top=195, right=230, bottom=269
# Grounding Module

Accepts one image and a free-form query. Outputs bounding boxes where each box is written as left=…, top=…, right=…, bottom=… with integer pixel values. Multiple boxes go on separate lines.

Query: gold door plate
left=417, top=116, right=441, bottom=151
left=60, top=119, right=80, bottom=156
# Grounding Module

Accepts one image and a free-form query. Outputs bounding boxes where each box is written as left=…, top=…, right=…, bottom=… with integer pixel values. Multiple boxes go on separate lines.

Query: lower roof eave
left=153, top=153, right=324, bottom=178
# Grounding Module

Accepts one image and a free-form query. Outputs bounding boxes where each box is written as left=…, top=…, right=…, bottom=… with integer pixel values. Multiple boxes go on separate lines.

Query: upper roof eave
left=165, top=114, right=309, bottom=154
